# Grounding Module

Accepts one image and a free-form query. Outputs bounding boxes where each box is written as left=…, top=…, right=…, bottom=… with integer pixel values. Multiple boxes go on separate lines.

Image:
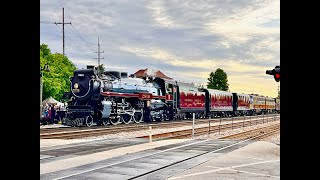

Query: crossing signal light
left=266, top=66, right=280, bottom=82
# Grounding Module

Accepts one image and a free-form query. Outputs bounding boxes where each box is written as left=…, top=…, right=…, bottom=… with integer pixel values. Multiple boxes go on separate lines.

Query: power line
left=71, top=24, right=94, bottom=46
left=66, top=25, right=96, bottom=52
left=53, top=7, right=71, bottom=56
left=53, top=5, right=98, bottom=57
left=52, top=3, right=106, bottom=64
left=54, top=24, right=93, bottom=59
left=51, top=8, right=94, bottom=59
left=65, top=35, right=95, bottom=59
left=53, top=2, right=96, bottom=52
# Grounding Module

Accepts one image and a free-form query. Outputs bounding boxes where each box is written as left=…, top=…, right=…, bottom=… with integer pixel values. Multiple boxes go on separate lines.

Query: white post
left=149, top=126, right=152, bottom=143
left=192, top=113, right=195, bottom=139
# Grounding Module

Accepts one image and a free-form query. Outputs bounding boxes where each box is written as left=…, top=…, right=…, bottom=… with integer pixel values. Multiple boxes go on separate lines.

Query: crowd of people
left=41, top=103, right=66, bottom=125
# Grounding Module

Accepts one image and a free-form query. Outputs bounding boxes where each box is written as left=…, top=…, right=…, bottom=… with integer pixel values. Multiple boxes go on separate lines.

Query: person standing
left=49, top=105, right=56, bottom=124
left=50, top=105, right=56, bottom=124
left=48, top=105, right=52, bottom=124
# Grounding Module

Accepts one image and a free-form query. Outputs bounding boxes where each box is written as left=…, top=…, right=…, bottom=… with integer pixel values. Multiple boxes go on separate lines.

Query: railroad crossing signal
left=266, top=66, right=280, bottom=82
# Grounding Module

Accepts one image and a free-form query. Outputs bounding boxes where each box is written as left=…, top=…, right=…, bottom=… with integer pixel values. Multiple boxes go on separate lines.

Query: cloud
left=205, top=0, right=279, bottom=43
left=40, top=0, right=280, bottom=97
left=119, top=45, right=226, bottom=70
left=146, top=0, right=179, bottom=28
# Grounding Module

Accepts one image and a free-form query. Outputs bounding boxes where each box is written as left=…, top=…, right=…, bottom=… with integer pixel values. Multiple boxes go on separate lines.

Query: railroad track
left=40, top=114, right=279, bottom=139
left=40, top=126, right=81, bottom=134
left=219, top=123, right=280, bottom=140
left=40, top=125, right=146, bottom=139
left=137, top=117, right=279, bottom=140
left=40, top=113, right=279, bottom=134
left=39, top=116, right=253, bottom=134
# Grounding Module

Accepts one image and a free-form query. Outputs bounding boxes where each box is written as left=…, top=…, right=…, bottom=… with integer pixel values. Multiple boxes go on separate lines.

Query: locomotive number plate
left=72, top=89, right=80, bottom=93
left=139, top=93, right=152, bottom=100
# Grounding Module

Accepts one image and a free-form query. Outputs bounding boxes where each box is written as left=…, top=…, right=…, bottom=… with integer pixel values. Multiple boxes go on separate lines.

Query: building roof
left=134, top=68, right=173, bottom=80
left=134, top=69, right=147, bottom=77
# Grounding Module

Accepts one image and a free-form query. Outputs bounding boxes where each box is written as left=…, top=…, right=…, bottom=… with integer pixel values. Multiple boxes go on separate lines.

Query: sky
left=40, top=0, right=280, bottom=98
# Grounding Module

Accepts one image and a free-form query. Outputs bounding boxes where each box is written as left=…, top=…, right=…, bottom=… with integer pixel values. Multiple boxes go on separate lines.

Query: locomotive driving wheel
left=133, top=108, right=143, bottom=123
left=158, top=113, right=165, bottom=121
left=121, top=104, right=134, bottom=124
left=163, top=113, right=168, bottom=121
left=110, top=116, right=121, bottom=125
left=121, top=114, right=133, bottom=124
left=102, top=118, right=109, bottom=126
left=85, top=116, right=94, bottom=127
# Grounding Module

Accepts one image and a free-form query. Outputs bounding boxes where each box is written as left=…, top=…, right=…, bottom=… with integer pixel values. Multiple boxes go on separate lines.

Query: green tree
left=207, top=68, right=229, bottom=91
left=97, top=64, right=105, bottom=74
left=40, top=43, right=77, bottom=101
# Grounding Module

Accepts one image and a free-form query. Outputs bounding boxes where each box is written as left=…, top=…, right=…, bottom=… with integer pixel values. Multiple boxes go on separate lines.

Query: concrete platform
left=40, top=138, right=279, bottom=179
left=40, top=138, right=190, bottom=175
left=168, top=141, right=280, bottom=180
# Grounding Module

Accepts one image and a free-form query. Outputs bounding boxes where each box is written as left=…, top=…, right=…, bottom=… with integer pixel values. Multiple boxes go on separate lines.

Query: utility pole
left=54, top=7, right=71, bottom=56
left=40, top=64, right=50, bottom=120
left=94, top=37, right=104, bottom=75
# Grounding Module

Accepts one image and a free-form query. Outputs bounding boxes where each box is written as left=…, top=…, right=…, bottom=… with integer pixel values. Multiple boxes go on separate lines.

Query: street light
left=40, top=64, right=50, bottom=120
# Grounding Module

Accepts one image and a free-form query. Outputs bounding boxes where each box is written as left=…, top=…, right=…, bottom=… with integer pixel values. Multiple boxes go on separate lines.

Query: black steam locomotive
left=62, top=66, right=173, bottom=127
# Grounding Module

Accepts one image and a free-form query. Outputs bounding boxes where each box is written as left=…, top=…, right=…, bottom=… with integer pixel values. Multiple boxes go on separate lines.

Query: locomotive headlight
left=72, top=83, right=80, bottom=93
left=74, top=83, right=79, bottom=89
